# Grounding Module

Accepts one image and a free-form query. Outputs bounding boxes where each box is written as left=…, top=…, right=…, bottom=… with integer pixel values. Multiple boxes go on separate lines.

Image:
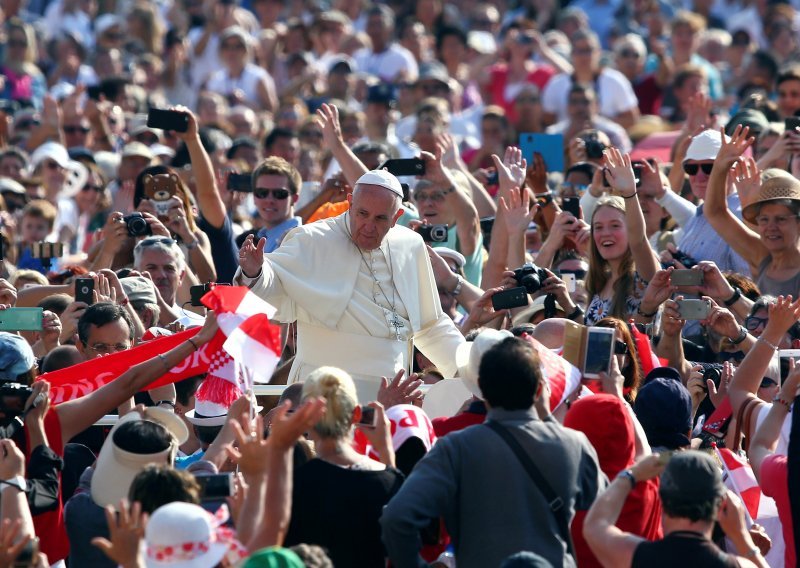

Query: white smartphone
left=583, top=327, right=616, bottom=379
left=562, top=272, right=577, bottom=293
left=779, top=349, right=800, bottom=381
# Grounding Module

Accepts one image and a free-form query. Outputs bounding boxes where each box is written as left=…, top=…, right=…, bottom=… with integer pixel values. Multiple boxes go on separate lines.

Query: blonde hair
left=302, top=367, right=358, bottom=439
left=9, top=269, right=48, bottom=288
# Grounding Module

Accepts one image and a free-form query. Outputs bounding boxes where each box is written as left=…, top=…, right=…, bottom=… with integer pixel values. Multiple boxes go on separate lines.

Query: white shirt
left=541, top=68, right=638, bottom=122
left=205, top=63, right=275, bottom=107
left=354, top=43, right=419, bottom=82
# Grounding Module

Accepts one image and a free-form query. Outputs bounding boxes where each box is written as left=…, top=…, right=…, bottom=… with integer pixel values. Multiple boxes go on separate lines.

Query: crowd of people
left=2, top=0, right=800, bottom=566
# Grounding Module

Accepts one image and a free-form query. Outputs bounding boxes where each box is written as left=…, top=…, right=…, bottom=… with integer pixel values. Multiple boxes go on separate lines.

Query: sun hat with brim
left=91, top=407, right=189, bottom=507
left=30, top=141, right=70, bottom=169
left=144, top=502, right=228, bottom=568
left=455, top=329, right=513, bottom=397
left=511, top=295, right=565, bottom=327
left=742, top=175, right=800, bottom=223
left=241, top=547, right=305, bottom=568
left=184, top=398, right=263, bottom=427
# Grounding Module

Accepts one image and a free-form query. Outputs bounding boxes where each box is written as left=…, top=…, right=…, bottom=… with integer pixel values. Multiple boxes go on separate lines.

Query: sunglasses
left=683, top=162, right=714, bottom=176
left=745, top=315, right=768, bottom=331
left=618, top=49, right=639, bottom=58
left=614, top=340, right=629, bottom=355
left=82, top=184, right=104, bottom=192
left=719, top=350, right=745, bottom=363
left=64, top=125, right=90, bottom=134
left=254, top=188, right=290, bottom=200
left=760, top=377, right=778, bottom=388
left=43, top=160, right=63, bottom=170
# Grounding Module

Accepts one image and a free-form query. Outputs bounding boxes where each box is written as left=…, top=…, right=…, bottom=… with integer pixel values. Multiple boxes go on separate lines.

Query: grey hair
left=751, top=198, right=800, bottom=218
left=615, top=34, right=647, bottom=59
left=133, top=238, right=186, bottom=273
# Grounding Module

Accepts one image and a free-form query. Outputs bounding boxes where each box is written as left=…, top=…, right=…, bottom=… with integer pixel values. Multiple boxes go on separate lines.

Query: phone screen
left=584, top=330, right=614, bottom=377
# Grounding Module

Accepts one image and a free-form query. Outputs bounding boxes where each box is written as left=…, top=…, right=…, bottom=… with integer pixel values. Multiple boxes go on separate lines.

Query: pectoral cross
left=389, top=312, right=405, bottom=340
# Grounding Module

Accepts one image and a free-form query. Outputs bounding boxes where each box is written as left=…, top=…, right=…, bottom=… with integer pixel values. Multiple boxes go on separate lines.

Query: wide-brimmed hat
left=144, top=502, right=229, bottom=568
left=185, top=397, right=262, bottom=427
left=742, top=175, right=800, bottom=223
left=455, top=329, right=513, bottom=397
left=511, top=295, right=565, bottom=327
left=91, top=407, right=188, bottom=507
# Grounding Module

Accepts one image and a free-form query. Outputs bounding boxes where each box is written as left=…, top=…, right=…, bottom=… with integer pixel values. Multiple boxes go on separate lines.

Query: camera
left=513, top=263, right=550, bottom=294
left=0, top=383, right=34, bottom=416
left=583, top=133, right=606, bottom=159
left=123, top=213, right=152, bottom=237
left=417, top=224, right=448, bottom=242
left=698, top=363, right=724, bottom=389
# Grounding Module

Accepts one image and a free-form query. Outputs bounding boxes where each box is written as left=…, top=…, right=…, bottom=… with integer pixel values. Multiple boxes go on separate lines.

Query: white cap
left=31, top=141, right=70, bottom=169
left=95, top=13, right=123, bottom=36
left=433, top=247, right=466, bottom=269
left=355, top=169, right=404, bottom=198
left=683, top=129, right=730, bottom=164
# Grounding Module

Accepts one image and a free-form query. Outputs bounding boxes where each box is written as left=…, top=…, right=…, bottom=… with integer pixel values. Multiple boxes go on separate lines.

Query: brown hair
left=252, top=156, right=303, bottom=196
left=586, top=197, right=635, bottom=321
left=22, top=199, right=57, bottom=230
left=595, top=317, right=642, bottom=400
left=672, top=10, right=707, bottom=34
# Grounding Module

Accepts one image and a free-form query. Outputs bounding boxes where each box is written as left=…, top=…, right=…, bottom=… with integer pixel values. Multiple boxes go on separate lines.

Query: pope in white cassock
left=235, top=169, right=466, bottom=401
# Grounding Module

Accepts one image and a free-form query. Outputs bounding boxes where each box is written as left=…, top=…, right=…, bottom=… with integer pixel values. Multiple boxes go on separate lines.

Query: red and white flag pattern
left=714, top=445, right=772, bottom=524
left=527, top=337, right=582, bottom=410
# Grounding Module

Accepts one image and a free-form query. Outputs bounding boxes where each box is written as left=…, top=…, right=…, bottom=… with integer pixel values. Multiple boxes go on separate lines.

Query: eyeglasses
left=683, top=162, right=714, bottom=176
left=618, top=49, right=640, bottom=58
left=64, top=125, right=90, bottom=134
left=614, top=340, right=629, bottom=355
left=755, top=214, right=799, bottom=227
left=573, top=47, right=595, bottom=55
left=15, top=119, right=39, bottom=129
left=221, top=42, right=246, bottom=51
left=254, top=188, right=291, bottom=200
left=414, top=192, right=447, bottom=203
left=82, top=184, right=104, bottom=192
left=139, top=236, right=176, bottom=246
left=745, top=315, right=769, bottom=331
left=759, top=377, right=778, bottom=388
left=86, top=342, right=131, bottom=354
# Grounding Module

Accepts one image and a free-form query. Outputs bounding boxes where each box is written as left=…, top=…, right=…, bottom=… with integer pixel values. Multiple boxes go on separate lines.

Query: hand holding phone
left=583, top=327, right=615, bottom=378
left=147, top=108, right=189, bottom=133
left=676, top=298, right=712, bottom=320
left=75, top=277, right=94, bottom=305
left=670, top=269, right=704, bottom=287
left=491, top=287, right=529, bottom=310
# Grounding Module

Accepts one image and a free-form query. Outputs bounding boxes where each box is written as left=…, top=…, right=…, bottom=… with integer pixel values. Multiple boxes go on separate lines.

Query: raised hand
left=702, top=298, right=740, bottom=340
left=684, top=92, right=713, bottom=133
left=732, top=156, right=761, bottom=208
left=171, top=106, right=198, bottom=141
left=603, top=148, right=637, bottom=197
left=661, top=297, right=686, bottom=337
left=377, top=370, right=424, bottom=408
left=0, top=519, right=31, bottom=568
left=524, top=151, right=548, bottom=195
left=716, top=125, right=754, bottom=170
left=763, top=295, right=800, bottom=339
left=636, top=158, right=665, bottom=200
left=315, top=103, right=344, bottom=149
left=639, top=267, right=675, bottom=315
left=438, top=132, right=463, bottom=170
left=92, top=500, right=146, bottom=567
left=499, top=185, right=534, bottom=235
left=239, top=234, right=266, bottom=278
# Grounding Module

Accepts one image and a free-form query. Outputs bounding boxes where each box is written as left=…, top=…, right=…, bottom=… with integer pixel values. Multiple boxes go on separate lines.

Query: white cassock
left=235, top=212, right=465, bottom=401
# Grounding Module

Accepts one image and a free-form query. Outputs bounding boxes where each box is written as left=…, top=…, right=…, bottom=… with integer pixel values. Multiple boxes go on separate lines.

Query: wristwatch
left=1, top=476, right=27, bottom=493
left=616, top=469, right=637, bottom=490
left=451, top=275, right=464, bottom=296
left=729, top=326, right=748, bottom=345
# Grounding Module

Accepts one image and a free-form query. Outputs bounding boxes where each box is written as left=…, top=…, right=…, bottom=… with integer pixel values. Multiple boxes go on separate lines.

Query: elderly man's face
left=136, top=248, right=184, bottom=305
left=348, top=185, right=403, bottom=250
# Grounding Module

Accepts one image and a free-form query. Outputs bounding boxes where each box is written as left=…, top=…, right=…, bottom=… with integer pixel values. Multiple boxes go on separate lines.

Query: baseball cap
left=633, top=377, right=692, bottom=449
left=455, top=329, right=513, bottom=397
left=120, top=276, right=157, bottom=304
left=0, top=332, right=36, bottom=381
left=683, top=129, right=730, bottom=164
left=642, top=366, right=683, bottom=385
left=355, top=170, right=404, bottom=198
left=122, top=142, right=155, bottom=161
left=659, top=450, right=724, bottom=504
left=31, top=141, right=70, bottom=169
left=366, top=84, right=397, bottom=106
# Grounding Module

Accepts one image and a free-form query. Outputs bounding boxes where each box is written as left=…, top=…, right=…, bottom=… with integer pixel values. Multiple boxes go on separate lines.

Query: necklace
left=345, top=215, right=405, bottom=340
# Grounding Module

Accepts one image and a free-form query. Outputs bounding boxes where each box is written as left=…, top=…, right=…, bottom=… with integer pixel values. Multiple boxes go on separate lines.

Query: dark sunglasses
left=760, top=377, right=778, bottom=388
left=558, top=269, right=587, bottom=280
left=745, top=315, right=769, bottom=331
left=254, top=188, right=290, bottom=200
left=719, top=350, right=745, bottom=363
left=82, top=184, right=104, bottom=192
left=64, top=125, right=90, bottom=134
left=614, top=340, right=629, bottom=355
left=683, top=162, right=714, bottom=176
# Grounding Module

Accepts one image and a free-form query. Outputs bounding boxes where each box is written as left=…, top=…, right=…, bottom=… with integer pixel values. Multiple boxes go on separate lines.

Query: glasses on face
left=15, top=118, right=39, bottom=129
left=719, top=350, right=746, bottom=363
left=82, top=184, right=104, bottom=192
left=683, top=162, right=714, bottom=176
left=618, top=49, right=639, bottom=58
left=254, top=188, right=290, bottom=200
left=86, top=342, right=131, bottom=354
left=415, top=191, right=447, bottom=204
left=573, top=47, right=594, bottom=56
left=745, top=315, right=769, bottom=331
left=64, top=125, right=90, bottom=134
left=614, top=340, right=629, bottom=355
left=755, top=214, right=799, bottom=227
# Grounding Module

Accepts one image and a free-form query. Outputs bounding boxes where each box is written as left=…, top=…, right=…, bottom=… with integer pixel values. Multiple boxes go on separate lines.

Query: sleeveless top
left=632, top=531, right=739, bottom=568
left=755, top=255, right=800, bottom=298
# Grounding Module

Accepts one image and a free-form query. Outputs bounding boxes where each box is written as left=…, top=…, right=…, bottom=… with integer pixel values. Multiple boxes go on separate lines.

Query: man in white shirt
left=354, top=5, right=418, bottom=83
left=236, top=170, right=464, bottom=401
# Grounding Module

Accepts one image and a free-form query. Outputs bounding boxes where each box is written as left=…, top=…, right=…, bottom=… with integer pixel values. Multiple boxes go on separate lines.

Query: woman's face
left=592, top=206, right=628, bottom=261
left=7, top=30, right=29, bottom=61
left=220, top=36, right=248, bottom=68
left=75, top=172, right=104, bottom=213
left=754, top=202, right=800, bottom=252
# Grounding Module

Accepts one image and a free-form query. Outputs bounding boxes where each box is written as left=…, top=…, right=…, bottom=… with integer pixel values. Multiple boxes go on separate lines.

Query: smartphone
left=358, top=405, right=377, bottom=428
left=676, top=298, right=712, bottom=320
left=379, top=158, right=425, bottom=177
left=561, top=272, right=577, bottom=293
left=779, top=349, right=800, bottom=380
left=0, top=307, right=43, bottom=332
left=147, top=108, right=189, bottom=133
left=75, top=277, right=94, bottom=305
left=785, top=117, right=800, bottom=132
left=518, top=133, right=565, bottom=173
left=491, top=287, right=529, bottom=310
left=670, top=269, right=704, bottom=287
left=562, top=196, right=581, bottom=219
left=227, top=173, right=252, bottom=192
left=196, top=473, right=234, bottom=500
left=583, top=327, right=615, bottom=379
left=30, top=242, right=63, bottom=259
left=632, top=162, right=644, bottom=188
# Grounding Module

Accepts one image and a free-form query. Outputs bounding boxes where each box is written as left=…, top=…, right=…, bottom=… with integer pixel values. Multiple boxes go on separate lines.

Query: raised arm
left=704, top=126, right=765, bottom=269
left=603, top=149, right=659, bottom=282
left=316, top=103, right=368, bottom=187
left=749, top=365, right=800, bottom=480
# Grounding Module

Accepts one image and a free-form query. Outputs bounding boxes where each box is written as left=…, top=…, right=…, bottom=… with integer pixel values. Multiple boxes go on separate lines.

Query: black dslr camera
left=123, top=213, right=152, bottom=237
left=583, top=132, right=606, bottom=159
left=513, top=263, right=550, bottom=294
left=697, top=362, right=724, bottom=389
left=0, top=383, right=34, bottom=416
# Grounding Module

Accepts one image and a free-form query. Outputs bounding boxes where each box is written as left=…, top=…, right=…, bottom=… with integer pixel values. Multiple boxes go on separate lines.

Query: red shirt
left=24, top=409, right=69, bottom=562
left=488, top=63, right=555, bottom=124
left=761, top=454, right=793, bottom=568
left=432, top=410, right=486, bottom=438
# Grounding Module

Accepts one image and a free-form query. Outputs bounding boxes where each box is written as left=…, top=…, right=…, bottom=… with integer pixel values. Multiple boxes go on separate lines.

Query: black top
left=285, top=458, right=404, bottom=568
left=632, top=531, right=740, bottom=568
left=197, top=214, right=239, bottom=284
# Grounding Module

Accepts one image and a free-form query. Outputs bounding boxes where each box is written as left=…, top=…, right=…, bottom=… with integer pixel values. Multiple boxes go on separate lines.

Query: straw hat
left=742, top=175, right=800, bottom=223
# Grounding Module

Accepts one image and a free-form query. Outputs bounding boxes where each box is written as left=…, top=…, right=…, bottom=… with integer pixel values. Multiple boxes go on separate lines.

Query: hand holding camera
left=0, top=439, right=24, bottom=480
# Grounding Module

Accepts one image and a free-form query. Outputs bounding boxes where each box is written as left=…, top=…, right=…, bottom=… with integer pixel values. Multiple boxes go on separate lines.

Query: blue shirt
left=257, top=217, right=302, bottom=253
left=175, top=449, right=204, bottom=469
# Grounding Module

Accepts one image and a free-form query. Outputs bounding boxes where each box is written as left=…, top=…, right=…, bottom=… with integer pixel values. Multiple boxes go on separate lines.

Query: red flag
left=525, top=337, right=582, bottom=410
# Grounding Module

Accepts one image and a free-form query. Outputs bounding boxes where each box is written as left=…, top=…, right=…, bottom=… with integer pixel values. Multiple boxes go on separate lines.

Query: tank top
left=632, top=531, right=739, bottom=568
left=755, top=255, right=800, bottom=298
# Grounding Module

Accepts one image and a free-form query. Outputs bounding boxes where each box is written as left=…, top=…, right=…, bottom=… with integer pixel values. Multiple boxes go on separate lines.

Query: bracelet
left=567, top=305, right=584, bottom=320
left=616, top=469, right=637, bottom=490
left=118, top=296, right=129, bottom=307
left=723, top=287, right=741, bottom=307
left=535, top=192, right=554, bottom=207
left=187, top=337, right=199, bottom=351
left=621, top=190, right=638, bottom=199
left=155, top=400, right=176, bottom=409
left=157, top=354, right=170, bottom=373
left=757, top=336, right=779, bottom=351
left=772, top=395, right=793, bottom=411
left=185, top=239, right=200, bottom=250
left=637, top=305, right=657, bottom=318
left=451, top=275, right=464, bottom=296
left=729, top=326, right=748, bottom=345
